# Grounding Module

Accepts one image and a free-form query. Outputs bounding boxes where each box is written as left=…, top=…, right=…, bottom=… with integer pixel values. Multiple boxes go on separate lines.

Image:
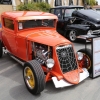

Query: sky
left=97, top=0, right=100, bottom=5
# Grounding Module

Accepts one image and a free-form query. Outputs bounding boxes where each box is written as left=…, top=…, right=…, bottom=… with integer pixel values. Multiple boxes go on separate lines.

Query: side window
left=64, top=9, right=75, bottom=17
left=0, top=0, right=12, bottom=5
left=4, top=18, right=14, bottom=30
left=55, top=9, right=62, bottom=20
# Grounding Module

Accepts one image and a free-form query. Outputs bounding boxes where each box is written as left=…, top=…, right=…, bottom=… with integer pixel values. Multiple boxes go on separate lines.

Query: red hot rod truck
left=0, top=11, right=92, bottom=95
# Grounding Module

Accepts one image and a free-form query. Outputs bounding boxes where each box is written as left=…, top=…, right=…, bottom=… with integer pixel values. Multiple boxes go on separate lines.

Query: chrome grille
left=56, top=45, right=77, bottom=73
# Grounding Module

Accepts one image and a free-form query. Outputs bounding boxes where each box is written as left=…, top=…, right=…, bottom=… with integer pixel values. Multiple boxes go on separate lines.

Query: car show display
left=50, top=5, right=100, bottom=42
left=77, top=34, right=100, bottom=78
left=0, top=11, right=92, bottom=95
left=92, top=37, right=100, bottom=78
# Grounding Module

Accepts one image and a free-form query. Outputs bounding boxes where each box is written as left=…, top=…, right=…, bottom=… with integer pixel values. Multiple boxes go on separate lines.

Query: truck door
left=2, top=18, right=17, bottom=55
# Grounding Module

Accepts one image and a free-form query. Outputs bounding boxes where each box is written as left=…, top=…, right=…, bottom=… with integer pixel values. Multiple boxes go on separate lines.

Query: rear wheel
left=23, top=60, right=45, bottom=95
left=77, top=48, right=92, bottom=74
left=0, top=40, right=3, bottom=58
left=68, top=30, right=77, bottom=42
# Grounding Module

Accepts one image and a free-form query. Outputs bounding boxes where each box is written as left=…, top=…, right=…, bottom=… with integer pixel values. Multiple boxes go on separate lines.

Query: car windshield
left=64, top=8, right=83, bottom=17
left=18, top=19, right=55, bottom=30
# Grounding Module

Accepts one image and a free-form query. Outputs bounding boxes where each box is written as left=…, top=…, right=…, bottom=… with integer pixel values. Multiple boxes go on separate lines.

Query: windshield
left=64, top=8, right=83, bottom=17
left=18, top=19, right=55, bottom=30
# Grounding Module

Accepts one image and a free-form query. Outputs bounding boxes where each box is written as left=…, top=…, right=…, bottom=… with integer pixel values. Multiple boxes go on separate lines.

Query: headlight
left=46, top=59, right=54, bottom=69
left=87, top=30, right=93, bottom=35
left=77, top=52, right=83, bottom=60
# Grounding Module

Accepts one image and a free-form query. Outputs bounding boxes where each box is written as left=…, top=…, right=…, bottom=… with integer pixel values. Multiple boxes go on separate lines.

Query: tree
left=96, top=1, right=98, bottom=5
left=17, top=2, right=51, bottom=12
left=82, top=0, right=97, bottom=6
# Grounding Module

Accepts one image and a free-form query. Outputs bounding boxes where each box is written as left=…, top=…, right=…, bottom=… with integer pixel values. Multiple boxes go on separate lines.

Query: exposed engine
left=32, top=42, right=52, bottom=64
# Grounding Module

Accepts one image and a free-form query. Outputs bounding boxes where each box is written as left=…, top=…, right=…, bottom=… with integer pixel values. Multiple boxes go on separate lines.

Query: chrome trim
left=92, top=29, right=100, bottom=34
left=56, top=44, right=72, bottom=50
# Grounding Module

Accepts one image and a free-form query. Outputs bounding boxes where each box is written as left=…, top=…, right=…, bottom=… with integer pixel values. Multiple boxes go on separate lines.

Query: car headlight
left=87, top=30, right=93, bottom=35
left=77, top=52, right=83, bottom=60
left=46, top=59, right=54, bottom=69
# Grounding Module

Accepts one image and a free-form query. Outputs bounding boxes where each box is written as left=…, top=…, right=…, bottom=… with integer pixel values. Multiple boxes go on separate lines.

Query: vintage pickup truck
left=0, top=11, right=92, bottom=95
left=50, top=6, right=100, bottom=42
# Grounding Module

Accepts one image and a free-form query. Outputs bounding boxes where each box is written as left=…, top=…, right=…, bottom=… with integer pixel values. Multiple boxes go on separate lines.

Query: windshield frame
left=17, top=19, right=57, bottom=31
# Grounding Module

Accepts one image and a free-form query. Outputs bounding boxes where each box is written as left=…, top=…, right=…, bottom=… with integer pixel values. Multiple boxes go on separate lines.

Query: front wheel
left=77, top=48, right=92, bottom=74
left=68, top=30, right=77, bottom=42
left=23, top=60, right=45, bottom=95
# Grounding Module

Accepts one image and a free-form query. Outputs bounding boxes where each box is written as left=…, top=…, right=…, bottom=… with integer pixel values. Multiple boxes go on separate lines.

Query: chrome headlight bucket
left=46, top=58, right=55, bottom=69
left=77, top=52, right=83, bottom=61
left=87, top=30, right=93, bottom=36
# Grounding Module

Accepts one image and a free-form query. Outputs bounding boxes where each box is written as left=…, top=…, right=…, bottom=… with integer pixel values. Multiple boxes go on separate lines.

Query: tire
left=68, top=30, right=77, bottom=42
left=0, top=40, right=3, bottom=58
left=23, top=60, right=45, bottom=95
left=77, top=48, right=92, bottom=74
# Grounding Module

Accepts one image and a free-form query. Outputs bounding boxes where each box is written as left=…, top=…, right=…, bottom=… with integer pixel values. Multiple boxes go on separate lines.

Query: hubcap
left=69, top=31, right=76, bottom=41
left=24, top=67, right=35, bottom=89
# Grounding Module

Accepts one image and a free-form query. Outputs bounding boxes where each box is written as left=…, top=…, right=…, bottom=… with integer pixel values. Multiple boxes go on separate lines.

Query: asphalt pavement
left=0, top=42, right=100, bottom=100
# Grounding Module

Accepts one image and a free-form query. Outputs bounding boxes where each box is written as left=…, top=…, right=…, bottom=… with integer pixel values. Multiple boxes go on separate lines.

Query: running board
left=7, top=53, right=24, bottom=66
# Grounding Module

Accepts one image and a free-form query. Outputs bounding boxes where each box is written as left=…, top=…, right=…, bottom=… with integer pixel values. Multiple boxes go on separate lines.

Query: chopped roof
left=1, top=11, right=58, bottom=20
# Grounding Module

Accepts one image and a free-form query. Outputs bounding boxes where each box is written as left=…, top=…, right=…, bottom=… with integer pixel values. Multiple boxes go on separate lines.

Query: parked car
left=95, top=8, right=100, bottom=14
left=95, top=8, right=100, bottom=11
left=50, top=5, right=100, bottom=42
left=0, top=11, right=91, bottom=95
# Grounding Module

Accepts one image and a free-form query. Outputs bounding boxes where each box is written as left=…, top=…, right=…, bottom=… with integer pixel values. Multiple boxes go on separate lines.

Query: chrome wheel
left=69, top=30, right=77, bottom=42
